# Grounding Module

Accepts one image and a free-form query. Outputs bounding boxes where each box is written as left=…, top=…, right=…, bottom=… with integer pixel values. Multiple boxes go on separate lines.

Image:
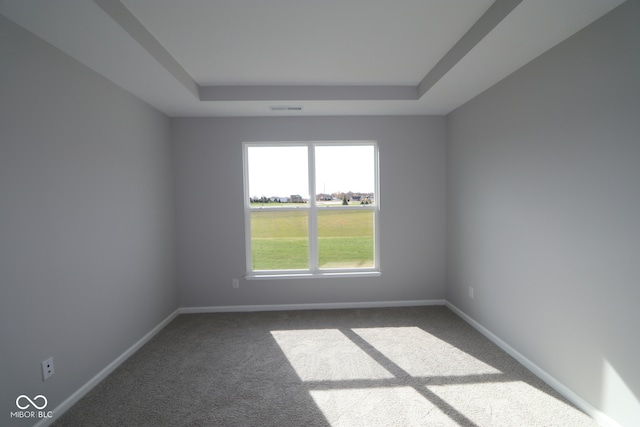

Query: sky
left=247, top=145, right=375, bottom=199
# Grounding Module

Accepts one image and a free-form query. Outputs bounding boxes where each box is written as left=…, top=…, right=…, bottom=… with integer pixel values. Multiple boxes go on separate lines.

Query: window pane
left=251, top=210, right=308, bottom=270
left=318, top=210, right=374, bottom=269
left=315, top=145, right=375, bottom=207
left=248, top=146, right=309, bottom=204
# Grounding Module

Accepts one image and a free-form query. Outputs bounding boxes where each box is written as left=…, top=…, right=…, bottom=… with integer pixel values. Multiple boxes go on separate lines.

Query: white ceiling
left=0, top=0, right=625, bottom=117
left=122, top=0, right=494, bottom=86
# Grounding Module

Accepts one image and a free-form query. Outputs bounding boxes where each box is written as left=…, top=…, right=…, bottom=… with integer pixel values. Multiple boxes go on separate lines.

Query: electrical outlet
left=469, top=287, right=474, bottom=299
left=232, top=278, right=239, bottom=288
left=42, top=357, right=54, bottom=381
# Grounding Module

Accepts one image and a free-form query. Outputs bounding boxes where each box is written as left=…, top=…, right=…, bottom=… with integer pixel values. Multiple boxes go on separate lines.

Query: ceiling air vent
left=269, top=105, right=303, bottom=111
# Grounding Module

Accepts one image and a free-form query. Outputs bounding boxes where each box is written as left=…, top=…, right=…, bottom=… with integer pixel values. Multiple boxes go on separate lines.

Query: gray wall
left=0, top=16, right=177, bottom=424
left=172, top=116, right=446, bottom=307
left=446, top=2, right=640, bottom=426
left=4, top=0, right=638, bottom=425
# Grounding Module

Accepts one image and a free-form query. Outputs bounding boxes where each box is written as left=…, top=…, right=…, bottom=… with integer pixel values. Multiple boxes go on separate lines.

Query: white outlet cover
left=42, top=357, right=54, bottom=380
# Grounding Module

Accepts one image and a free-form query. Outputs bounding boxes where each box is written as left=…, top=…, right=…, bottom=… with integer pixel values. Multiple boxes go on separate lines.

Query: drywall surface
left=172, top=116, right=446, bottom=307
left=0, top=16, right=177, bottom=425
left=446, top=2, right=640, bottom=426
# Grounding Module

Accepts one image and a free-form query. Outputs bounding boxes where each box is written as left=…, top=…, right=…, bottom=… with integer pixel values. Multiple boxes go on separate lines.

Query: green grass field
left=250, top=209, right=374, bottom=270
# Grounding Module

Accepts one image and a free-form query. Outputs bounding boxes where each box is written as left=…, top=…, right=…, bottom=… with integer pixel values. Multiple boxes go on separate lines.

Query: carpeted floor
left=54, top=306, right=598, bottom=426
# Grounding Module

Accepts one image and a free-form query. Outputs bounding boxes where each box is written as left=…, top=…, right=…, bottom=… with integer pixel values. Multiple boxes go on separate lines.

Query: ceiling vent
left=269, top=105, right=303, bottom=111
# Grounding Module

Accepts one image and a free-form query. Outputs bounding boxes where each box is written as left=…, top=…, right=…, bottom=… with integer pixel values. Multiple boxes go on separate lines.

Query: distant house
left=290, top=194, right=304, bottom=203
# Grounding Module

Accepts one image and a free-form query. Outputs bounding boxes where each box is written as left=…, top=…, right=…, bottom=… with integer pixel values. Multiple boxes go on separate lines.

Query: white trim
left=242, top=142, right=253, bottom=275
left=31, top=301, right=620, bottom=427
left=445, top=302, right=623, bottom=427
left=246, top=271, right=382, bottom=280
left=373, top=143, right=381, bottom=269
left=180, top=299, right=445, bottom=314
left=243, top=141, right=380, bottom=276
left=34, top=308, right=180, bottom=427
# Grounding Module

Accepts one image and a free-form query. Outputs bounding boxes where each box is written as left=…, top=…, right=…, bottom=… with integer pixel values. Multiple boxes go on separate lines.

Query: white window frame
left=243, top=141, right=381, bottom=279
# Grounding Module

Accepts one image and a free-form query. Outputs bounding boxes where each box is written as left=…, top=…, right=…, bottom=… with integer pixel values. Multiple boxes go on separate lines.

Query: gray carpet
left=54, top=307, right=597, bottom=426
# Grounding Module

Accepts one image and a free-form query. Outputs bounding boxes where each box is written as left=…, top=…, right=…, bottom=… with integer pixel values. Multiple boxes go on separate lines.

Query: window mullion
left=308, top=144, right=318, bottom=272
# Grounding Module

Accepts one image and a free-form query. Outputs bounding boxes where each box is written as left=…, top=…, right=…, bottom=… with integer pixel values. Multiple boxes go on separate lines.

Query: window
left=243, top=141, right=380, bottom=278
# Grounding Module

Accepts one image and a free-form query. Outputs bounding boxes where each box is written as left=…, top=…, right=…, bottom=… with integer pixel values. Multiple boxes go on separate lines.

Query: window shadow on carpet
left=54, top=307, right=597, bottom=426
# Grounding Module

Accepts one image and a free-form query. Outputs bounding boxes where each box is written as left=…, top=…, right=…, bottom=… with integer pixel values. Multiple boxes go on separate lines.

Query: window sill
left=246, top=271, right=381, bottom=280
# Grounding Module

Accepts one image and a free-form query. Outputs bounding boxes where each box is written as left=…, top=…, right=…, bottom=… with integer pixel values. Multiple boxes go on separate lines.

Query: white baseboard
left=180, top=299, right=445, bottom=314
left=34, top=308, right=180, bottom=427
left=38, top=301, right=618, bottom=427
left=444, top=302, right=622, bottom=427
left=35, top=300, right=440, bottom=425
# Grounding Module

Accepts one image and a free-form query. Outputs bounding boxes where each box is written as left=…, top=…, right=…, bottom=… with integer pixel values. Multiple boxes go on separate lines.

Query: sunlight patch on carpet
left=271, top=329, right=394, bottom=381
left=428, top=381, right=595, bottom=426
left=352, top=326, right=501, bottom=377
left=310, top=387, right=452, bottom=427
